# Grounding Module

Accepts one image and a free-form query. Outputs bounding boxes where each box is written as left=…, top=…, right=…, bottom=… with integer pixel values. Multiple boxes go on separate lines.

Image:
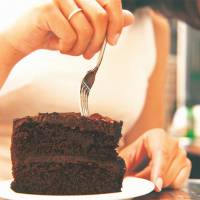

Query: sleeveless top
left=0, top=10, right=156, bottom=140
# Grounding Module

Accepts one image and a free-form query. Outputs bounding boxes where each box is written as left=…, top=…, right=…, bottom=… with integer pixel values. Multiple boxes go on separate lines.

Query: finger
left=163, top=148, right=188, bottom=188
left=123, top=137, right=151, bottom=179
left=153, top=137, right=180, bottom=181
left=54, top=0, right=93, bottom=56
left=97, top=0, right=123, bottom=45
left=40, top=3, right=77, bottom=53
left=76, top=0, right=108, bottom=59
left=144, top=129, right=170, bottom=191
left=171, top=158, right=192, bottom=189
left=123, top=138, right=147, bottom=172
left=149, top=133, right=180, bottom=192
left=119, top=143, right=137, bottom=170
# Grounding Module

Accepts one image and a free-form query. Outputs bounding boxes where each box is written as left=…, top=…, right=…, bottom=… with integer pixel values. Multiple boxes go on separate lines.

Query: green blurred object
left=186, top=107, right=196, bottom=140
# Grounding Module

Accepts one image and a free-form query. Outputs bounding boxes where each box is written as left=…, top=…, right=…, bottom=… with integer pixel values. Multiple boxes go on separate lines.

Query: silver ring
left=68, top=8, right=83, bottom=21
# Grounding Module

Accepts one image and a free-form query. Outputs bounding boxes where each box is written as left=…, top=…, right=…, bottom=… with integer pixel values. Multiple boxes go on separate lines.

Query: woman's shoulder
left=149, top=9, right=170, bottom=34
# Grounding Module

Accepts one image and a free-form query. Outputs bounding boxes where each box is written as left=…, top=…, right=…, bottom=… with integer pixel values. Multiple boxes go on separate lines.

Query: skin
left=119, top=129, right=192, bottom=192
left=0, top=34, right=25, bottom=87
left=0, top=0, right=191, bottom=192
left=0, top=0, right=133, bottom=86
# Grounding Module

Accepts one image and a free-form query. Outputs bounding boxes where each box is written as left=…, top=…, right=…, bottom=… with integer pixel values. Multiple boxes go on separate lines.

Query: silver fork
left=80, top=40, right=107, bottom=116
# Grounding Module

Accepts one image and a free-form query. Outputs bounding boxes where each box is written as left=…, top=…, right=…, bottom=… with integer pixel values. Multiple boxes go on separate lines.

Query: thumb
left=120, top=137, right=149, bottom=176
left=123, top=10, right=134, bottom=26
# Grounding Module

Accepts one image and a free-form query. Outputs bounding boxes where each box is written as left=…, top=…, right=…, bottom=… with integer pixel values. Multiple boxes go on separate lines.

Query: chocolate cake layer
left=13, top=113, right=123, bottom=136
left=11, top=157, right=125, bottom=195
left=12, top=127, right=118, bottom=161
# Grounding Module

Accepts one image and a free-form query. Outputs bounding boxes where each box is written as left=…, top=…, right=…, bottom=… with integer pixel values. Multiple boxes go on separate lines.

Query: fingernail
left=84, top=53, right=94, bottom=59
left=155, top=177, right=163, bottom=192
left=87, top=54, right=94, bottom=59
left=111, top=33, right=120, bottom=45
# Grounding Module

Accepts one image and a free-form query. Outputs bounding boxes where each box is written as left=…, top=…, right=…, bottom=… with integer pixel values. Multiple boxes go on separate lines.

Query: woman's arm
left=123, top=11, right=170, bottom=145
left=123, top=0, right=200, bottom=29
left=0, top=34, right=25, bottom=87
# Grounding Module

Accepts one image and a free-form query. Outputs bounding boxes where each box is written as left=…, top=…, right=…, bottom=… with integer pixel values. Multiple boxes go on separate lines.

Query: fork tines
left=80, top=80, right=90, bottom=116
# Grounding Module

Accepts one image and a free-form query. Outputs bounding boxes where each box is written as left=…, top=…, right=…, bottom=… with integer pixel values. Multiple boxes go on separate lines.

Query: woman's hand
left=119, top=129, right=191, bottom=192
left=3, top=0, right=134, bottom=59
left=0, top=0, right=133, bottom=87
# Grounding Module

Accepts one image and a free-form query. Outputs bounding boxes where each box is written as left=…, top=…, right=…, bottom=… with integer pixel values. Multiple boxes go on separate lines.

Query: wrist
left=0, top=33, right=26, bottom=87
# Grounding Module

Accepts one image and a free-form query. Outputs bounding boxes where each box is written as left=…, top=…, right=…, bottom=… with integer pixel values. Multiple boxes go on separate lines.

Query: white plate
left=0, top=177, right=154, bottom=200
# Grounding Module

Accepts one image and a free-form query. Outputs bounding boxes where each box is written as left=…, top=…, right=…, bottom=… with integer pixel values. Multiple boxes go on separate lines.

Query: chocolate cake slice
left=11, top=112, right=125, bottom=195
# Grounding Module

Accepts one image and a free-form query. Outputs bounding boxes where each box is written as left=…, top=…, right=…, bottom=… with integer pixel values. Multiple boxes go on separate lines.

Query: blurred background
left=165, top=20, right=200, bottom=179
left=0, top=1, right=200, bottom=180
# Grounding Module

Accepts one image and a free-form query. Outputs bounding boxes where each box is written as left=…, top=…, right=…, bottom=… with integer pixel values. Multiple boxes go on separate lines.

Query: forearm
left=122, top=0, right=200, bottom=29
left=0, top=33, right=25, bottom=87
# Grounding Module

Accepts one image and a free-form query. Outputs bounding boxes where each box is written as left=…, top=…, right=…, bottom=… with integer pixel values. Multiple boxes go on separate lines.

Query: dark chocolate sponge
left=11, top=112, right=125, bottom=195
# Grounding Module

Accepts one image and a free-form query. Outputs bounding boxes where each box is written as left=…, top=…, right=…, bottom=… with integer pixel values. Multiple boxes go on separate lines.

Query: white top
left=0, top=10, right=156, bottom=139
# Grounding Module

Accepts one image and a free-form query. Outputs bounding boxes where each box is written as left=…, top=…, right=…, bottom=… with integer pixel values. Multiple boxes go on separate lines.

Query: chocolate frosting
left=13, top=112, right=123, bottom=136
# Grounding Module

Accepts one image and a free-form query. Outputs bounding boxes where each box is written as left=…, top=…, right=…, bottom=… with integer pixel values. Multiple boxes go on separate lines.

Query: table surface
left=135, top=179, right=200, bottom=200
left=1, top=135, right=200, bottom=200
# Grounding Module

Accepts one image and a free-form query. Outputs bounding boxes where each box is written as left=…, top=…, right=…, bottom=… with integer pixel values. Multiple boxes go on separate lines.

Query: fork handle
left=95, top=40, right=107, bottom=71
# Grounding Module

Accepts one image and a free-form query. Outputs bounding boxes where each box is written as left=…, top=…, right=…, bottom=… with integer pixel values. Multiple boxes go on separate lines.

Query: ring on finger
left=68, top=8, right=83, bottom=21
